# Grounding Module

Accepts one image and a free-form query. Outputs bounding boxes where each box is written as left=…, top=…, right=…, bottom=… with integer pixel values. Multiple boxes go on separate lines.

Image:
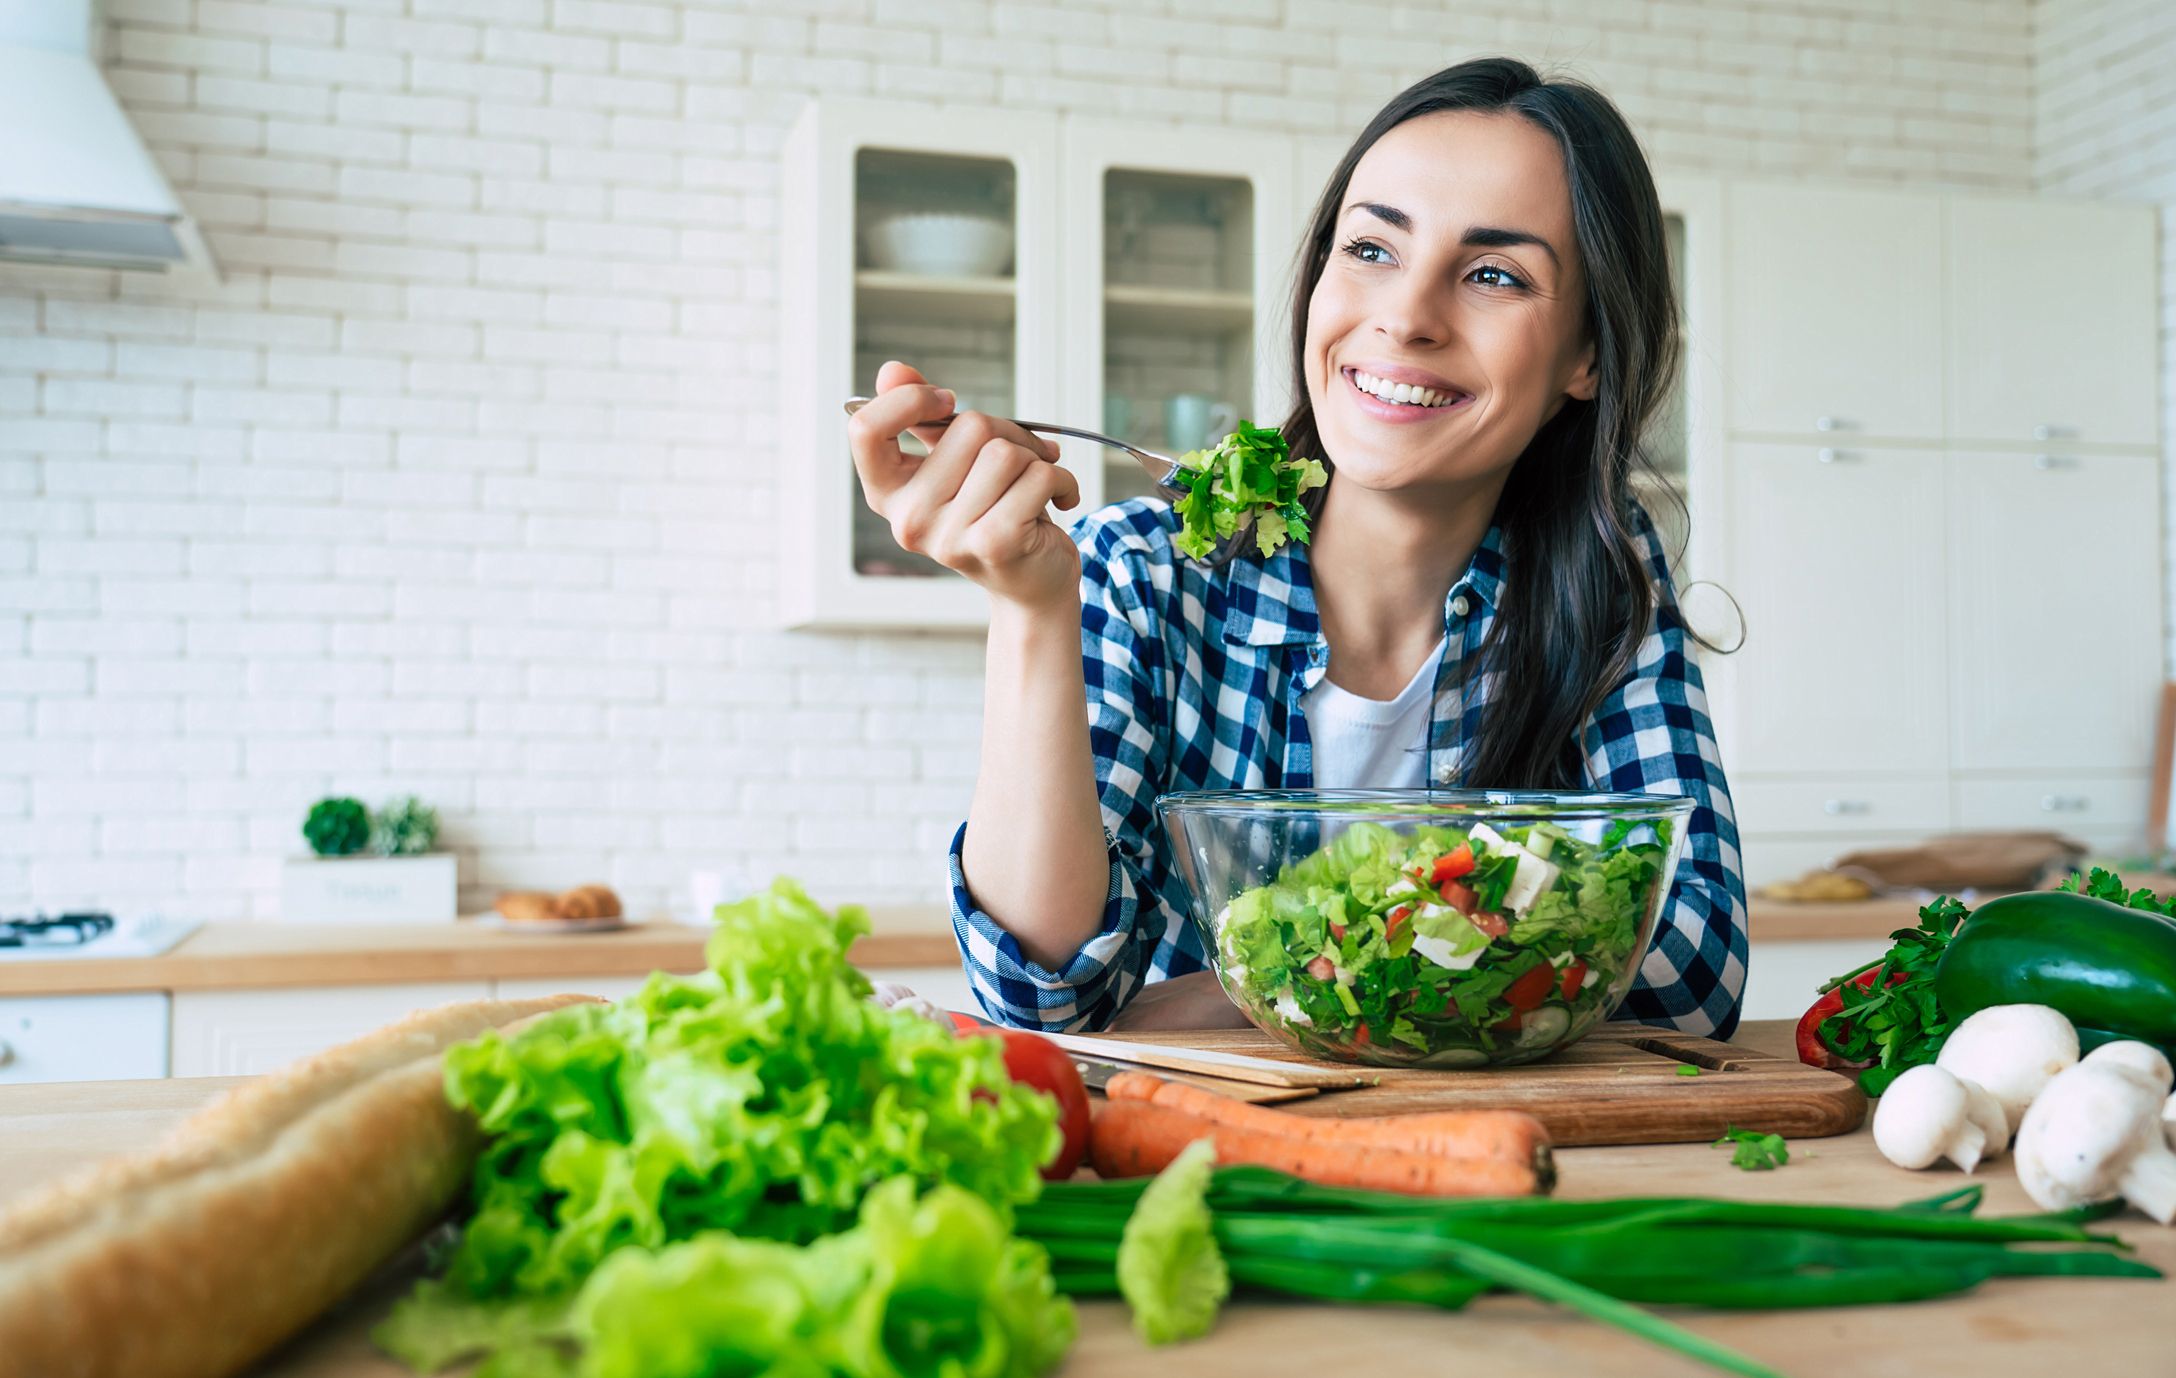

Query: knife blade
left=1070, top=1052, right=1321, bottom=1105
left=1042, top=1030, right=1376, bottom=1089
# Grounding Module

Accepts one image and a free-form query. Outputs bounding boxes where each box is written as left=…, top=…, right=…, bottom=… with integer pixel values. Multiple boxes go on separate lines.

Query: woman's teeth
left=1349, top=369, right=1460, bottom=408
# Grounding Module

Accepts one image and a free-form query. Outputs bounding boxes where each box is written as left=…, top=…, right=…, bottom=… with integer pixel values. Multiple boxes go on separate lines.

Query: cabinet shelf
left=856, top=270, right=1016, bottom=324
left=1103, top=283, right=1253, bottom=335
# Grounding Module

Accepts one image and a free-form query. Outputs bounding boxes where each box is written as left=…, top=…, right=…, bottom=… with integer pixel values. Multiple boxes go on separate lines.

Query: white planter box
left=280, top=855, right=458, bottom=924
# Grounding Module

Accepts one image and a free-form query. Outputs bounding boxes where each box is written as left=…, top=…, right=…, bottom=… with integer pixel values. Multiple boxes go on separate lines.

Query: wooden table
left=3, top=1022, right=2168, bottom=1376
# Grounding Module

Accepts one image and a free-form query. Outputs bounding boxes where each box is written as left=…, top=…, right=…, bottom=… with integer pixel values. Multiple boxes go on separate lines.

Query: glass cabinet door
left=850, top=148, right=1020, bottom=580
left=1099, top=169, right=1258, bottom=506
left=1059, top=123, right=1296, bottom=518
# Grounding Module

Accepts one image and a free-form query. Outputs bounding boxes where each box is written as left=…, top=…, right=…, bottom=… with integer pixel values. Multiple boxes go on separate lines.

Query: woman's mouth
left=1343, top=367, right=1471, bottom=423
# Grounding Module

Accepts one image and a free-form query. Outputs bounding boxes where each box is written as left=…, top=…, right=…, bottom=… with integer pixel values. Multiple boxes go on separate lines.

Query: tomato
left=1470, top=910, right=1510, bottom=939
left=1430, top=844, right=1475, bottom=883
left=1561, top=960, right=1588, bottom=1001
left=1352, top=1021, right=1372, bottom=1047
left=1306, top=954, right=1337, bottom=981
left=1329, top=920, right=1347, bottom=943
left=1439, top=880, right=1478, bottom=914
left=1386, top=905, right=1412, bottom=936
left=951, top=1016, right=1090, bottom=1180
left=1505, top=963, right=1556, bottom=1013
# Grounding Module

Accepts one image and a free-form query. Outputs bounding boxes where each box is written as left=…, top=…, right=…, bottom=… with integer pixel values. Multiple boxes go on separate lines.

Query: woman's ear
left=1565, top=340, right=1600, bottom=402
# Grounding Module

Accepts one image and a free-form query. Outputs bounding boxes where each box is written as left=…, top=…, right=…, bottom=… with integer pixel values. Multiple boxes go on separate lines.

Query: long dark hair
left=1280, top=57, right=1684, bottom=789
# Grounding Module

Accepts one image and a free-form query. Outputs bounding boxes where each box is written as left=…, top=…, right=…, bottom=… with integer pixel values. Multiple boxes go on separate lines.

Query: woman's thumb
left=875, top=359, right=928, bottom=393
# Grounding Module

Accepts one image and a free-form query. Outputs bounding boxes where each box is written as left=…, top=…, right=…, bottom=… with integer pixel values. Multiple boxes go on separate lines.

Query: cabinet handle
left=1822, top=799, right=1872, bottom=816
left=1814, top=416, right=1853, bottom=433
left=2039, top=794, right=2091, bottom=813
left=1815, top=448, right=1861, bottom=464
left=2032, top=454, right=2080, bottom=471
left=2032, top=423, right=2079, bottom=441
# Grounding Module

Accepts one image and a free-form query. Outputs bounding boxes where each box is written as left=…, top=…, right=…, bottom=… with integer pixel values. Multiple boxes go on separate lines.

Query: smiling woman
left=845, top=57, right=1745, bottom=1040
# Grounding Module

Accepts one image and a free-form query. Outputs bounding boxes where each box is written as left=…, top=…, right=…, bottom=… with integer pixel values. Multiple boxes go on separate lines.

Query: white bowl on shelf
left=863, top=211, right=1013, bottom=278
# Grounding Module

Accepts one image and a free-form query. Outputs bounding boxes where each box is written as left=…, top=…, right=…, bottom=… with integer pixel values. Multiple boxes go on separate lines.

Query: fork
left=842, top=396, right=1189, bottom=495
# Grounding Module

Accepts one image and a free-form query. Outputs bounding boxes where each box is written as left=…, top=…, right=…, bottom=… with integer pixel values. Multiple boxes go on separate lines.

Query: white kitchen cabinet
left=778, top=99, right=1062, bottom=631
left=0, top=992, right=169, bottom=1084
left=170, top=982, right=489, bottom=1078
left=1737, top=833, right=1930, bottom=890
left=1944, top=196, right=2160, bottom=449
left=1731, top=777, right=1952, bottom=839
left=1952, top=773, right=2150, bottom=850
left=1058, top=120, right=1295, bottom=510
left=1719, top=442, right=1950, bottom=775
left=1945, top=451, right=2163, bottom=772
left=1724, top=182, right=1944, bottom=440
left=1740, top=938, right=1888, bottom=1023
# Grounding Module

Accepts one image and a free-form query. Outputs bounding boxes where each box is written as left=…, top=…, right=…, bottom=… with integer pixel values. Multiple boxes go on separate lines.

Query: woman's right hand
left=847, top=360, right=1084, bottom=613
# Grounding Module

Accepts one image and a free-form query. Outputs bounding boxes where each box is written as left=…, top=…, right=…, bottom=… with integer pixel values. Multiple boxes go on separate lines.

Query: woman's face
left=1304, top=110, right=1597, bottom=495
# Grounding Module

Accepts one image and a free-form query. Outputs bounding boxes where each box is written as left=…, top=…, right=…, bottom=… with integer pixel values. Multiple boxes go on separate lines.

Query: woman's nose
left=1371, top=276, right=1453, bottom=349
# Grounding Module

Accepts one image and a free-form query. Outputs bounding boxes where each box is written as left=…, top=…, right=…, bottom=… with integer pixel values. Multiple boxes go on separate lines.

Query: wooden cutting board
left=1082, top=1025, right=1867, bottom=1147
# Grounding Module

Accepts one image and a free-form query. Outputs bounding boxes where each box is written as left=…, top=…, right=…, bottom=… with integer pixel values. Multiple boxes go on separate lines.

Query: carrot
left=1102, top=1070, right=1551, bottom=1170
left=1088, top=1099, right=1550, bottom=1197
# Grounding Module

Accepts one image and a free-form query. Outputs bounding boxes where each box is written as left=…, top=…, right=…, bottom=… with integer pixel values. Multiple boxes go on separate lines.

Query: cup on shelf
left=1164, top=394, right=1239, bottom=453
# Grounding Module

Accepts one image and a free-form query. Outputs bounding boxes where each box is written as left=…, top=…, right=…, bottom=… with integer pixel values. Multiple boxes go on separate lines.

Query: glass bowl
left=1157, top=789, right=1693, bottom=1068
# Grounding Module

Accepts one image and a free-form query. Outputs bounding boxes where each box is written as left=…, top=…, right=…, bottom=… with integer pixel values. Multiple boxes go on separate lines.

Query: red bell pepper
left=1793, top=967, right=1902, bottom=1070
left=1431, top=844, right=1475, bottom=883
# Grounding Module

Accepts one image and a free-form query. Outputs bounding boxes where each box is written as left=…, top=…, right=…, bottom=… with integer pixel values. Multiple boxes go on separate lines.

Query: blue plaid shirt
left=947, top=499, right=1749, bottom=1038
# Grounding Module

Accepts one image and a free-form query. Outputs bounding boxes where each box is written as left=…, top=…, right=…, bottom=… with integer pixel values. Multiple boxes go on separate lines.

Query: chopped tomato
left=1505, top=963, right=1556, bottom=1013
left=1306, top=955, right=1337, bottom=981
left=1470, top=910, right=1510, bottom=939
left=1352, top=1021, right=1372, bottom=1047
left=1561, top=960, right=1588, bottom=1001
left=1329, top=920, right=1347, bottom=943
left=1439, top=880, right=1478, bottom=914
left=1430, top=844, right=1475, bottom=883
left=1385, top=905, right=1412, bottom=936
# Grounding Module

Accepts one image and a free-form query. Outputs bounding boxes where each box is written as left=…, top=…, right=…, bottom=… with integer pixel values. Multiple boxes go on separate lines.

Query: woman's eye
left=1340, top=238, right=1390, bottom=264
left=1470, top=264, right=1527, bottom=290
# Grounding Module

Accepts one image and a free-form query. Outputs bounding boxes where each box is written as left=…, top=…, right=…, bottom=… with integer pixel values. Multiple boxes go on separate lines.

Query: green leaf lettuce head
left=377, top=877, right=1064, bottom=1372
left=1116, top=1140, right=1230, bottom=1344
left=1170, top=421, right=1327, bottom=560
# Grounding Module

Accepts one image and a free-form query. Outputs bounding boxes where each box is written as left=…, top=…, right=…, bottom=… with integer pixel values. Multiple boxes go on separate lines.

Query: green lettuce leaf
left=1116, top=1140, right=1230, bottom=1344
left=1170, top=421, right=1326, bottom=560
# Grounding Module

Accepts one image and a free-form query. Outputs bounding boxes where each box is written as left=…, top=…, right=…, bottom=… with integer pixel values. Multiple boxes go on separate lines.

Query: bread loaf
left=0, top=993, right=598, bottom=1378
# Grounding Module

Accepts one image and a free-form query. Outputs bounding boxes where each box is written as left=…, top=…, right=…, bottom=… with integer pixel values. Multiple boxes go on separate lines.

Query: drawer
left=1732, top=778, right=1950, bottom=836
left=1952, top=774, right=2148, bottom=835
left=1738, top=832, right=1926, bottom=889
left=0, top=992, right=170, bottom=1084
left=170, top=981, right=491, bottom=1078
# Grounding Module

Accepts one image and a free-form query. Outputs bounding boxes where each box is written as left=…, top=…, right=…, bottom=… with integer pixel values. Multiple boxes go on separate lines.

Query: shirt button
left=1450, top=594, right=1471, bottom=617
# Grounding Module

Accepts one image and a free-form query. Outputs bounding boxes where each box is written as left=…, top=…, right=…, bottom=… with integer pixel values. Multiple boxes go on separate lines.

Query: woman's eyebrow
left=1343, top=202, right=1560, bottom=269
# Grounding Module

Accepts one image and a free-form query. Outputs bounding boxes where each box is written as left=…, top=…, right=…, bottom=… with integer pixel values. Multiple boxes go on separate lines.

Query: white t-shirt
left=1300, top=639, right=1443, bottom=789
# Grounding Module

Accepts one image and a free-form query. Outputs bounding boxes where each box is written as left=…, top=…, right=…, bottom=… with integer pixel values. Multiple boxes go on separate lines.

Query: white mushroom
left=2012, top=1059, right=2176, bottom=1224
left=2080, top=1040, right=2174, bottom=1095
left=1933, top=1004, right=2079, bottom=1135
left=1871, top=1064, right=2009, bottom=1173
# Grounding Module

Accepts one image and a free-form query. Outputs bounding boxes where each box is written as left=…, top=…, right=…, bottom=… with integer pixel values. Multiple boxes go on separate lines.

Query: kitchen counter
left=0, top=895, right=1946, bottom=999
left=2, top=1021, right=2167, bottom=1377
left=0, top=910, right=960, bottom=997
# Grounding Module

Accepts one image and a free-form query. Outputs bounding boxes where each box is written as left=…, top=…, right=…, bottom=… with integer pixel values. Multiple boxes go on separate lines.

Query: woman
left=847, top=58, right=1747, bottom=1038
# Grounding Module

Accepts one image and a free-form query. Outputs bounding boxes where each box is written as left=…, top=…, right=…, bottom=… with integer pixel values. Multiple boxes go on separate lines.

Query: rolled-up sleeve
left=1580, top=524, right=1749, bottom=1039
left=947, top=513, right=1208, bottom=1031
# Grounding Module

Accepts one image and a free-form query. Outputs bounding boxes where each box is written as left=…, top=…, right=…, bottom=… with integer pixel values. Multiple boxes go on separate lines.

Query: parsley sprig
left=1814, top=896, right=1969, bottom=1097
left=1713, top=1125, right=1790, bottom=1171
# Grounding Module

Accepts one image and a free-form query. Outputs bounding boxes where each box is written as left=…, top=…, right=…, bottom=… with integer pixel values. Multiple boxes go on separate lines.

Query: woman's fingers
left=966, top=456, right=1081, bottom=559
left=846, top=378, right=955, bottom=510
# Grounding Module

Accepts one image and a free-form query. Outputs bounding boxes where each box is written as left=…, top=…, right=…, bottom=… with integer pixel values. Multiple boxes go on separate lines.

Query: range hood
left=0, top=0, right=213, bottom=275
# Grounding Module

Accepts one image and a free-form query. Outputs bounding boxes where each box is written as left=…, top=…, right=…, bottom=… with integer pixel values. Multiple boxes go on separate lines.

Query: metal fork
left=842, top=396, right=1188, bottom=495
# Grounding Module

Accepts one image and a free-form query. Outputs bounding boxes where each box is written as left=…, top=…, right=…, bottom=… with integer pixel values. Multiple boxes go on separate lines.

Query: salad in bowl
left=1157, top=790, right=1693, bottom=1067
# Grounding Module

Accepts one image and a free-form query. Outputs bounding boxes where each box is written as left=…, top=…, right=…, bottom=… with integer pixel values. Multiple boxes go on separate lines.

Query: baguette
left=0, top=993, right=598, bottom=1378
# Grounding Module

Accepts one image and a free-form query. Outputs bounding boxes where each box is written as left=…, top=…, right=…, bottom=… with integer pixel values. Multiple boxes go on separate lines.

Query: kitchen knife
left=1041, top=1030, right=1376, bottom=1089
left=1070, top=1052, right=1321, bottom=1105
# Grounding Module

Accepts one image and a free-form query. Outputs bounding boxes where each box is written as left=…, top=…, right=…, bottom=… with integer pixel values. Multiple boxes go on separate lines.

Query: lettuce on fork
left=376, top=879, right=1072, bottom=1377
left=1171, top=421, right=1328, bottom=559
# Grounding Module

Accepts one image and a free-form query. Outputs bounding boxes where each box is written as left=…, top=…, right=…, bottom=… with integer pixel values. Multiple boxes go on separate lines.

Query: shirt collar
left=1218, top=522, right=1506, bottom=647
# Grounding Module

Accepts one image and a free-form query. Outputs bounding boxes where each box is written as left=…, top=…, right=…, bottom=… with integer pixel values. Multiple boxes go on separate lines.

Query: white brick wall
left=0, top=0, right=2052, bottom=919
left=2032, top=0, right=2176, bottom=664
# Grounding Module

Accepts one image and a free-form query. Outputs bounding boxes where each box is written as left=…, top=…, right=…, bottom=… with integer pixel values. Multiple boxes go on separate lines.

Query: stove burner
left=0, top=912, right=116, bottom=949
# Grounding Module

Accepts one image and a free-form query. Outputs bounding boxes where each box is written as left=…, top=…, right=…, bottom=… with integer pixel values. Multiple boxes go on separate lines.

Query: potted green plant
left=280, top=795, right=457, bottom=923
